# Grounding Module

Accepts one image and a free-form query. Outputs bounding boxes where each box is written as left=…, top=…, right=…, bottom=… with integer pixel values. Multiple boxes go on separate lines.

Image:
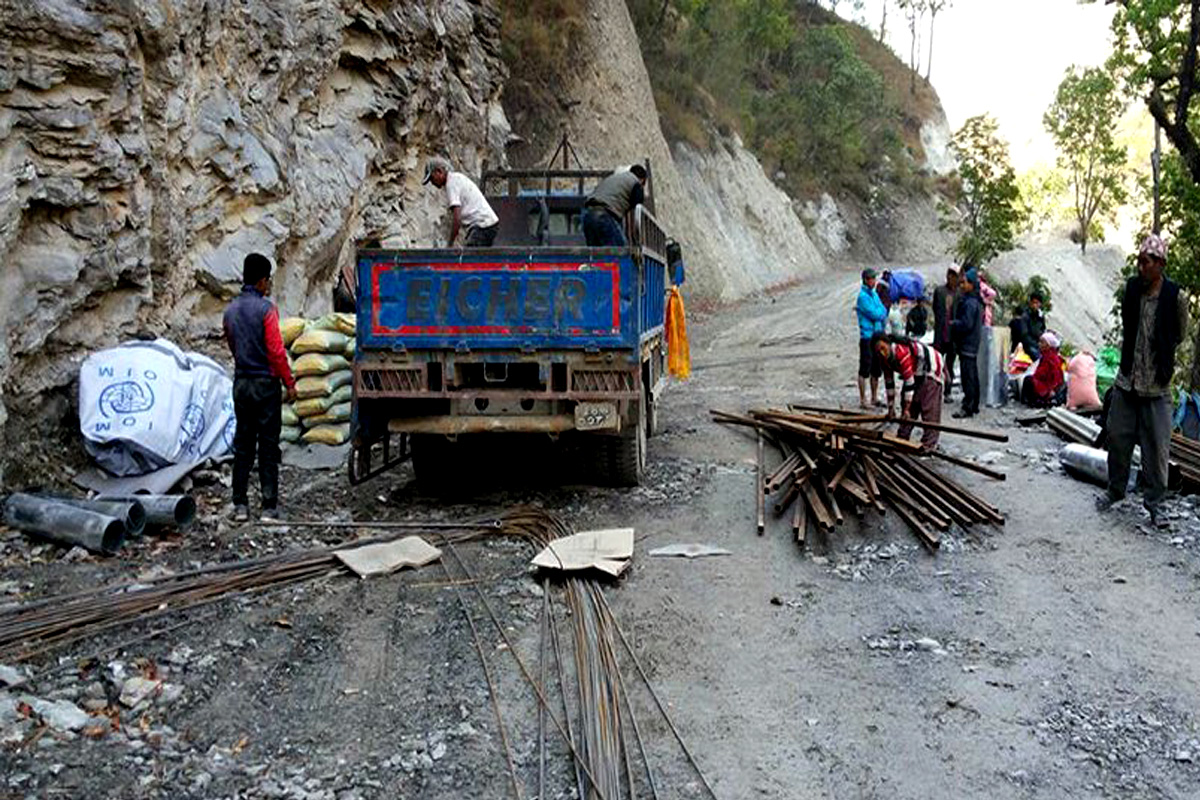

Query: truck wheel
left=411, top=434, right=454, bottom=489
left=608, top=405, right=646, bottom=487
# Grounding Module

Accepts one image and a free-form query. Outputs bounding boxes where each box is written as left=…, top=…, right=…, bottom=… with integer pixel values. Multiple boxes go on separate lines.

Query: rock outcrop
left=0, top=0, right=509, bottom=481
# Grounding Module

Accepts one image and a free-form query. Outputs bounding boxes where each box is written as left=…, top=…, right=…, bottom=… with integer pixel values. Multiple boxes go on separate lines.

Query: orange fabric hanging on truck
left=666, top=286, right=690, bottom=379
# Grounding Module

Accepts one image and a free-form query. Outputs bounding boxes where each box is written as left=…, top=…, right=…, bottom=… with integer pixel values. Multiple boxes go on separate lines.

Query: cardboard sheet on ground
left=648, top=543, right=731, bottom=559
left=335, top=537, right=441, bottom=578
left=531, top=528, right=634, bottom=577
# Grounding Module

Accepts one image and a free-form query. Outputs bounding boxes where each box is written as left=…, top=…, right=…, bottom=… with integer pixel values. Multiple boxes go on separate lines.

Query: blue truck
left=346, top=161, right=683, bottom=487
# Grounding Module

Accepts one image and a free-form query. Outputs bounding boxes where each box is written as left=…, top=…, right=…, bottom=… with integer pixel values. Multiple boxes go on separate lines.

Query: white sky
left=850, top=0, right=1120, bottom=169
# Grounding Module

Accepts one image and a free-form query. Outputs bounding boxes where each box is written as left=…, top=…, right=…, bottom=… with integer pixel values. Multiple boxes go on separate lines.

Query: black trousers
left=941, top=343, right=957, bottom=398
left=958, top=353, right=980, bottom=414
left=1106, top=387, right=1172, bottom=508
left=465, top=223, right=499, bottom=247
left=232, top=377, right=282, bottom=509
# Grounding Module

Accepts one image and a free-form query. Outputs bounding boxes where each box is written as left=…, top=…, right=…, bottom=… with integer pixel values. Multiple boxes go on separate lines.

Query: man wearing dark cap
left=855, top=268, right=889, bottom=408
left=1099, top=233, right=1186, bottom=527
left=423, top=157, right=499, bottom=247
left=583, top=165, right=648, bottom=247
left=223, top=253, right=297, bottom=522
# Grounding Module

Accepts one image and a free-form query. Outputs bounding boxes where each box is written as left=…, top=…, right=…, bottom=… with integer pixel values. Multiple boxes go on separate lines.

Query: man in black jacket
left=1009, top=293, right=1046, bottom=357
left=932, top=267, right=960, bottom=401
left=950, top=268, right=983, bottom=418
left=1099, top=234, right=1187, bottom=527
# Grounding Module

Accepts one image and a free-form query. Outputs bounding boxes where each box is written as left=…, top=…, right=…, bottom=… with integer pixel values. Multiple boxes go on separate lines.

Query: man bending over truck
left=222, top=253, right=297, bottom=523
left=423, top=157, right=500, bottom=247
left=583, top=164, right=647, bottom=247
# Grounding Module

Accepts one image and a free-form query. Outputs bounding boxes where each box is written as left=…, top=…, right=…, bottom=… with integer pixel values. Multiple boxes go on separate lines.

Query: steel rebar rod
left=594, top=590, right=721, bottom=800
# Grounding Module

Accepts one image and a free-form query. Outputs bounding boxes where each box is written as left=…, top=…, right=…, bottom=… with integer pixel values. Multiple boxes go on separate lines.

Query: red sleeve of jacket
left=262, top=306, right=296, bottom=390
left=894, top=344, right=916, bottom=382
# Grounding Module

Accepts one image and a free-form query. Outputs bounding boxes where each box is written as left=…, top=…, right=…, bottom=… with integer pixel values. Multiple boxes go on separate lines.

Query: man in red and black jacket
left=222, top=253, right=297, bottom=522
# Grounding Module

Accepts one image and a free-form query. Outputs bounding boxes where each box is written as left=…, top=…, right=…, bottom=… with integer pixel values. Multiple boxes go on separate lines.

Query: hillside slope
left=500, top=0, right=828, bottom=303
left=631, top=0, right=956, bottom=265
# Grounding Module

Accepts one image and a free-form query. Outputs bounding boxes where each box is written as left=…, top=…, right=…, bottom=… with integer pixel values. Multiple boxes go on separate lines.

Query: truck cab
left=348, top=161, right=680, bottom=487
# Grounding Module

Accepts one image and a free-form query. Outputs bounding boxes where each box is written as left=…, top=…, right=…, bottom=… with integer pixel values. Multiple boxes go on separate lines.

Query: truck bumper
left=388, top=415, right=578, bottom=435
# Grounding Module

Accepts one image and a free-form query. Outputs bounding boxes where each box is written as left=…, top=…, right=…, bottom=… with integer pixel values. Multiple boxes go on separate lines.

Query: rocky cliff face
left=0, top=0, right=509, bottom=481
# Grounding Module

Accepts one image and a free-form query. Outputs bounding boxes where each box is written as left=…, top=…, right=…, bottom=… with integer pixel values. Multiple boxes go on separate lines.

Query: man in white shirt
left=422, top=157, right=500, bottom=247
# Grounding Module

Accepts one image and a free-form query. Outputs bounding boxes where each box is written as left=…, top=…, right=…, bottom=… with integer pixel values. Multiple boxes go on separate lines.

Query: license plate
left=575, top=402, right=619, bottom=431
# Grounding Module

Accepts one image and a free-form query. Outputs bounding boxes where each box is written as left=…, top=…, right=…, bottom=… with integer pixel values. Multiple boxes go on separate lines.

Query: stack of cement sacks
left=279, top=313, right=355, bottom=446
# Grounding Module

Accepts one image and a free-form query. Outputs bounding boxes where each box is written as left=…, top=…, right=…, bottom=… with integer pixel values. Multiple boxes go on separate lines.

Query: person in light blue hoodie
left=855, top=268, right=889, bottom=408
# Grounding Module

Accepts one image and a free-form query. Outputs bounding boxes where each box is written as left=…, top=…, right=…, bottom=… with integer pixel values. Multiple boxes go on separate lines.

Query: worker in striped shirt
left=871, top=332, right=945, bottom=452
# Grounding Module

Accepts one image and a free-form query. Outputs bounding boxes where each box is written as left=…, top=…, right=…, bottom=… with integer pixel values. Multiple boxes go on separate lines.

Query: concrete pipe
left=3, top=493, right=126, bottom=555
left=96, top=494, right=196, bottom=528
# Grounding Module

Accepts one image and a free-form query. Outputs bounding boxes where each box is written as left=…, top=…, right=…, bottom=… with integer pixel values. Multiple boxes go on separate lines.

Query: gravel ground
left=2, top=264, right=1200, bottom=799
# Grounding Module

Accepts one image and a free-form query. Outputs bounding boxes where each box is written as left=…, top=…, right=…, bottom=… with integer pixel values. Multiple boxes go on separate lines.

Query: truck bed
left=356, top=247, right=665, bottom=352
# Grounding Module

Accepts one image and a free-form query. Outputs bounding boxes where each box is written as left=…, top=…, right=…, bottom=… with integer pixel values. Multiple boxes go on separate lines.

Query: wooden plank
left=827, top=458, right=853, bottom=492
left=793, top=497, right=807, bottom=545
left=889, top=495, right=941, bottom=551
left=838, top=476, right=873, bottom=506
left=927, top=448, right=1007, bottom=481
left=901, top=455, right=1005, bottom=525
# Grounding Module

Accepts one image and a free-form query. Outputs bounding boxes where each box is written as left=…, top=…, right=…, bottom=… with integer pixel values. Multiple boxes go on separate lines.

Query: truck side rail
left=632, top=205, right=668, bottom=343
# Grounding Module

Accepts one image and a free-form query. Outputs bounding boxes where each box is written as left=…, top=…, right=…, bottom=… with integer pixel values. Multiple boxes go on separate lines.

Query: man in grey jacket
left=583, top=165, right=647, bottom=246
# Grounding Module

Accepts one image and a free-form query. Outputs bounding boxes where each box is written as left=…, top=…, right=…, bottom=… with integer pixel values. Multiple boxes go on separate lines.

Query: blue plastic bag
left=1173, top=389, right=1200, bottom=439
left=889, top=271, right=926, bottom=302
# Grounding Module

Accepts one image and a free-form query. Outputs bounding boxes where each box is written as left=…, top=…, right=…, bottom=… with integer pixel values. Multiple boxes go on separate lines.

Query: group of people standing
left=852, top=233, right=1184, bottom=527
left=854, top=264, right=990, bottom=453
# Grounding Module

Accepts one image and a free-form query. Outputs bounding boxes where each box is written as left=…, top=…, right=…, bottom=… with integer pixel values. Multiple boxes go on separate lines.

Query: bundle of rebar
left=712, top=405, right=1006, bottom=551
left=0, top=516, right=512, bottom=661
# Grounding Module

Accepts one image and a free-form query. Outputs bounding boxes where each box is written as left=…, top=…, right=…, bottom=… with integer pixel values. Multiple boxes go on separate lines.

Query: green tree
left=1016, top=164, right=1071, bottom=234
left=1043, top=66, right=1128, bottom=253
left=1102, top=0, right=1200, bottom=185
left=941, top=114, right=1027, bottom=265
left=1096, top=0, right=1200, bottom=388
left=753, top=25, right=888, bottom=178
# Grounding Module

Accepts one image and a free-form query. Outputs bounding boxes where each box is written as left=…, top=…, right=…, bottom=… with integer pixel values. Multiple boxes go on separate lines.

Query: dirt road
left=2, top=265, right=1199, bottom=799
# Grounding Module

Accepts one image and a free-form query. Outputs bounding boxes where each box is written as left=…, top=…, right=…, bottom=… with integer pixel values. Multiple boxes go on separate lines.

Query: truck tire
left=411, top=434, right=455, bottom=490
left=607, top=405, right=645, bottom=487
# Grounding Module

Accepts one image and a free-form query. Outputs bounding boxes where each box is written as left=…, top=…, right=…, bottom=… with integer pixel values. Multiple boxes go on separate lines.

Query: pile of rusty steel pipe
left=712, top=407, right=1006, bottom=552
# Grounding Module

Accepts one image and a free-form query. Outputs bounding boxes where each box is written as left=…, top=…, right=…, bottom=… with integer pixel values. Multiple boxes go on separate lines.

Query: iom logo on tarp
left=94, top=366, right=159, bottom=434
left=178, top=403, right=207, bottom=457
left=222, top=417, right=236, bottom=452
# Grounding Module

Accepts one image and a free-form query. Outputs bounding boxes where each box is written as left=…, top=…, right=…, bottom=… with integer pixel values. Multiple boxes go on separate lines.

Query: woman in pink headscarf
left=979, top=270, right=997, bottom=327
left=1020, top=331, right=1066, bottom=406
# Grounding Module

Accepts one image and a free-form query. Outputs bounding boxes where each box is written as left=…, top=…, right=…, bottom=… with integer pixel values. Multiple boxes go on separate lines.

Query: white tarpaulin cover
left=79, top=339, right=236, bottom=476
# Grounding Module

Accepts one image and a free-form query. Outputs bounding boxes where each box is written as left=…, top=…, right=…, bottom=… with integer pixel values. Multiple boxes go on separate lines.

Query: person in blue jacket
left=950, top=267, right=984, bottom=418
left=855, top=268, right=889, bottom=408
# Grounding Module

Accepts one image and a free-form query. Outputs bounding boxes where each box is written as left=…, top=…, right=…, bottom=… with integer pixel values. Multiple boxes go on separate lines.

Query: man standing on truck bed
left=583, top=164, right=647, bottom=247
left=423, top=157, right=499, bottom=247
left=222, top=253, right=297, bottom=523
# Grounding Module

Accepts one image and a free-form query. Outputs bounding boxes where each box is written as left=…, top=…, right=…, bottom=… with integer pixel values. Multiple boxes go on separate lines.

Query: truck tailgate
left=357, top=249, right=641, bottom=351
